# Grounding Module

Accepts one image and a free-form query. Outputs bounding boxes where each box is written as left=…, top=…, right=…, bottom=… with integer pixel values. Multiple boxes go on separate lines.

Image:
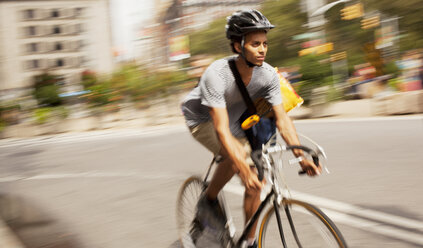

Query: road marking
left=291, top=190, right=423, bottom=230
left=0, top=171, right=187, bottom=182
left=323, top=209, right=423, bottom=246
left=224, top=183, right=423, bottom=245
left=294, top=115, right=423, bottom=124
left=0, top=126, right=188, bottom=148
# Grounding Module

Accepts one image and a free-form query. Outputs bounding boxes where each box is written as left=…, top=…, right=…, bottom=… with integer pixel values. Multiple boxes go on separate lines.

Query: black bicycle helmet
left=226, top=9, right=275, bottom=40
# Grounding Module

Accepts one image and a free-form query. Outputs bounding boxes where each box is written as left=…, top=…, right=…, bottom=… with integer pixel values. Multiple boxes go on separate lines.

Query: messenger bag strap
left=228, top=59, right=257, bottom=115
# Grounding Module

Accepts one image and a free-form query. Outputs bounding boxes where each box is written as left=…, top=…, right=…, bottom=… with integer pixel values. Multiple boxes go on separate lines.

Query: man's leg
left=244, top=168, right=262, bottom=242
left=205, top=157, right=236, bottom=200
left=190, top=122, right=237, bottom=201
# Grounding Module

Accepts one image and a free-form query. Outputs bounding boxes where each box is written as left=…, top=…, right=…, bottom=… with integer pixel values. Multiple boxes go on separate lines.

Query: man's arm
left=272, top=104, right=321, bottom=176
left=209, top=107, right=262, bottom=190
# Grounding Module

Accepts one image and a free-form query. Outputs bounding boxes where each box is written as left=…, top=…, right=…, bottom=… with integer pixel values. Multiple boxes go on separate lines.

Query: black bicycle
left=176, top=134, right=347, bottom=248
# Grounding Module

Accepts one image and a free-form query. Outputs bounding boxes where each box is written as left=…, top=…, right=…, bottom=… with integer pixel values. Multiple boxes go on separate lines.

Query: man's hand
left=299, top=158, right=321, bottom=177
left=228, top=139, right=262, bottom=190
left=238, top=165, right=262, bottom=190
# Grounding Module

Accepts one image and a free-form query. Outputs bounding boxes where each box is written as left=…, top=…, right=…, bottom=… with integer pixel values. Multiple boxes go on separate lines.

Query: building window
left=55, top=42, right=63, bottom=51
left=56, top=59, right=64, bottom=67
left=51, top=9, right=60, bottom=18
left=27, top=26, right=36, bottom=36
left=24, top=9, right=35, bottom=19
left=28, top=43, right=38, bottom=53
left=53, top=26, right=61, bottom=34
left=27, top=59, right=39, bottom=69
left=76, top=24, right=83, bottom=33
left=75, top=7, right=84, bottom=17
left=33, top=60, right=39, bottom=68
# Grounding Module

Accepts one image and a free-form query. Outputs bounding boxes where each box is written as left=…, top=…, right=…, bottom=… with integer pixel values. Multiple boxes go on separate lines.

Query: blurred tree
left=260, top=0, right=308, bottom=66
left=361, top=0, right=423, bottom=50
left=296, top=54, right=333, bottom=104
left=33, top=73, right=62, bottom=107
left=189, top=0, right=308, bottom=66
left=190, top=18, right=229, bottom=57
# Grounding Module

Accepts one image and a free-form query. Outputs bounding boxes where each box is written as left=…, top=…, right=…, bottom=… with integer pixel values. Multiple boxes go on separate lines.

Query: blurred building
left=138, top=0, right=263, bottom=68
left=0, top=0, right=114, bottom=98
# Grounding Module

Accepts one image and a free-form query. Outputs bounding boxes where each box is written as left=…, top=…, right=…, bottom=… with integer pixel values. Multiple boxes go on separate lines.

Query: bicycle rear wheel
left=176, top=176, right=205, bottom=247
left=258, top=198, right=347, bottom=248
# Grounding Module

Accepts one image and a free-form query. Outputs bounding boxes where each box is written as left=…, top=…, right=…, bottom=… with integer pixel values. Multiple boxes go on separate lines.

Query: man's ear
left=234, top=42, right=242, bottom=54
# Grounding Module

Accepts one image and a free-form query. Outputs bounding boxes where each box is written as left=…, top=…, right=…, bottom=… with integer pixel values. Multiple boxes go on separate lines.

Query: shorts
left=189, top=121, right=254, bottom=165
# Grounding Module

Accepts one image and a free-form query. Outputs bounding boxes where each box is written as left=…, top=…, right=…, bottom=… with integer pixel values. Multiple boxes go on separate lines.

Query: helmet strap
left=240, top=36, right=257, bottom=68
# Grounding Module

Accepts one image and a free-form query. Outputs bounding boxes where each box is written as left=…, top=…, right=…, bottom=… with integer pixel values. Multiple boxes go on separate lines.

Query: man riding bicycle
left=181, top=9, right=321, bottom=248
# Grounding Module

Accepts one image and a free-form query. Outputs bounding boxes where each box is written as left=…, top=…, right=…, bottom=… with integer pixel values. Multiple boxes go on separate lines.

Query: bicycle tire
left=176, top=176, right=205, bottom=248
left=258, top=198, right=348, bottom=248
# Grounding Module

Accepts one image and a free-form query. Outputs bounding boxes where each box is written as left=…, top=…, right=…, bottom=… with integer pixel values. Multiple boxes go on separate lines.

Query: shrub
left=33, top=73, right=62, bottom=106
left=34, top=107, right=52, bottom=124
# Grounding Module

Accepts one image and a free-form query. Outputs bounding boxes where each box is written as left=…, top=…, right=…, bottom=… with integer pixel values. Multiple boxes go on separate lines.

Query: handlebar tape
left=250, top=145, right=320, bottom=178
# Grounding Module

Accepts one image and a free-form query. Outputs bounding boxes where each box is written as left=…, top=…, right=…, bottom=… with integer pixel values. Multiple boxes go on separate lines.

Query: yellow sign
left=299, top=43, right=334, bottom=56
left=330, top=51, right=347, bottom=62
left=341, top=3, right=364, bottom=20
left=361, top=16, right=380, bottom=29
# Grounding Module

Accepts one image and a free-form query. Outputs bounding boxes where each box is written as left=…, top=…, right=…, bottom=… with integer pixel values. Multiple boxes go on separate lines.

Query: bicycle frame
left=201, top=158, right=286, bottom=247
left=200, top=133, right=326, bottom=248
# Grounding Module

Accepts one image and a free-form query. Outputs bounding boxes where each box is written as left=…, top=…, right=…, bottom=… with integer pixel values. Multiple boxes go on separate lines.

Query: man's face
left=238, top=30, right=268, bottom=66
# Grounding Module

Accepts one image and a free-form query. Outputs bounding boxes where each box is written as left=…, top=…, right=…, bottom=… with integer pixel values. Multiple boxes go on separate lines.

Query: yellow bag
left=277, top=68, right=304, bottom=112
left=254, top=68, right=303, bottom=117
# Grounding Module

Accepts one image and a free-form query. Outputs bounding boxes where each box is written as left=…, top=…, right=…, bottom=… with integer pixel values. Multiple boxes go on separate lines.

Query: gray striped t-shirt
left=181, top=56, right=282, bottom=137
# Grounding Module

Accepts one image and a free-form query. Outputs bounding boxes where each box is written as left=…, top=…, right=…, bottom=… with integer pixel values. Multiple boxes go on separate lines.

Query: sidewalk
left=1, top=94, right=423, bottom=140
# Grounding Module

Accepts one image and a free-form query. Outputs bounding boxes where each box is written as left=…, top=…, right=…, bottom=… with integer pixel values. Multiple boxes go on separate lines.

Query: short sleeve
left=264, top=71, right=283, bottom=106
left=199, top=68, right=226, bottom=108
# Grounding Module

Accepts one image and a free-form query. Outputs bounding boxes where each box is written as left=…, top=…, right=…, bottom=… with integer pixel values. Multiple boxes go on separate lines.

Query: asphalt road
left=0, top=116, right=422, bottom=248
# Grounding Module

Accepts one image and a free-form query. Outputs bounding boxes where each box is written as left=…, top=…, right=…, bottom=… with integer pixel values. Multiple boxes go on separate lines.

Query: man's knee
left=245, top=185, right=261, bottom=197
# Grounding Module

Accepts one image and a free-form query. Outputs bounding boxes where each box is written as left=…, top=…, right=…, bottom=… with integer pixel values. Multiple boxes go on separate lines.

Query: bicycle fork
left=273, top=198, right=289, bottom=248
left=273, top=198, right=304, bottom=248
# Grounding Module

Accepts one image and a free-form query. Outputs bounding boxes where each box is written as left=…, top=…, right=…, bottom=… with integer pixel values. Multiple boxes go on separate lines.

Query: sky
left=109, top=0, right=156, bottom=60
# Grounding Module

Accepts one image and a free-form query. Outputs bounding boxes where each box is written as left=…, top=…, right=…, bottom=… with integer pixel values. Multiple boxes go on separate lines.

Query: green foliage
left=0, top=101, right=21, bottom=125
left=295, top=54, right=333, bottom=105
left=33, top=84, right=62, bottom=106
left=34, top=107, right=52, bottom=124
left=387, top=77, right=401, bottom=91
left=85, top=81, right=121, bottom=107
left=190, top=18, right=230, bottom=56
left=81, top=70, right=98, bottom=89
left=32, top=73, right=62, bottom=106
left=361, top=0, right=423, bottom=51
left=33, top=106, right=69, bottom=124
left=0, top=120, right=5, bottom=132
left=326, top=84, right=345, bottom=102
left=189, top=0, right=309, bottom=65
left=383, top=61, right=400, bottom=77
left=81, top=63, right=190, bottom=110
left=261, top=0, right=308, bottom=66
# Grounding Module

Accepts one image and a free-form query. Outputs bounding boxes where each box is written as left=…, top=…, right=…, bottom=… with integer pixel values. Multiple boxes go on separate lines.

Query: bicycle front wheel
left=176, top=176, right=205, bottom=247
left=258, top=198, right=347, bottom=248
